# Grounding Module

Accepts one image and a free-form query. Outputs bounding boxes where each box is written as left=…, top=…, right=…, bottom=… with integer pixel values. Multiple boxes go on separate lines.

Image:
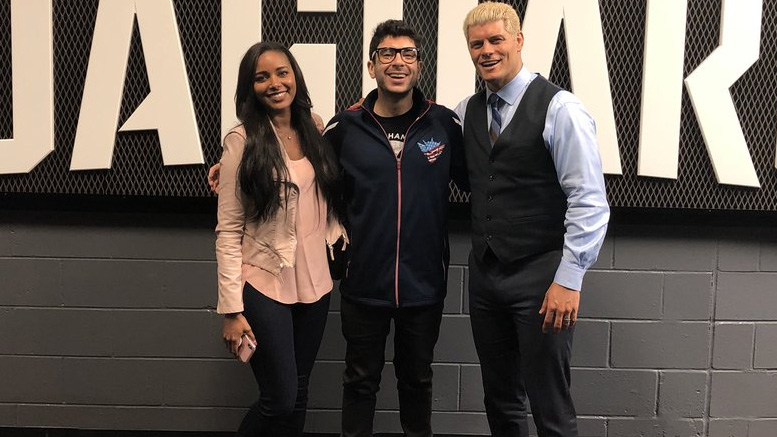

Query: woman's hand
left=222, top=313, right=255, bottom=356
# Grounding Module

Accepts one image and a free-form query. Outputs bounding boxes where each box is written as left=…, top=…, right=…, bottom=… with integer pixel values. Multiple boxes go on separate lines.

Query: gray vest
left=463, top=76, right=567, bottom=264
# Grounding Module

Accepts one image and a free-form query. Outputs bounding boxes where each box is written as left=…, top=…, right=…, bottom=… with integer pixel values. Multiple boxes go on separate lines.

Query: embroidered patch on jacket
left=417, top=138, right=446, bottom=163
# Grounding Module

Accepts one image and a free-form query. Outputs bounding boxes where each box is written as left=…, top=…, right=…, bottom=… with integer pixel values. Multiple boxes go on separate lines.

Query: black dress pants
left=468, top=249, right=577, bottom=437
left=237, top=283, right=330, bottom=437
left=340, top=298, right=444, bottom=437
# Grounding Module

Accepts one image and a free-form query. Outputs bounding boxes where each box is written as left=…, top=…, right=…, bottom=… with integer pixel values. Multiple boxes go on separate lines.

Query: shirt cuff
left=553, top=259, right=586, bottom=291
left=217, top=304, right=244, bottom=315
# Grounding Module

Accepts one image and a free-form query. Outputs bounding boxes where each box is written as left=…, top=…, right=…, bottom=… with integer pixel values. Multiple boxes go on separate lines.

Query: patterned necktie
left=488, top=93, right=502, bottom=145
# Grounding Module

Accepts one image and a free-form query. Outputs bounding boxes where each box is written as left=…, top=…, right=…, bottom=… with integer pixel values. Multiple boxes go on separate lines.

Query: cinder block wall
left=1, top=210, right=776, bottom=437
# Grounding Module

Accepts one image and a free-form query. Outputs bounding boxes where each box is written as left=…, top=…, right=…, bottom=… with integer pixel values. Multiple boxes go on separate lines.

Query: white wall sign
left=0, top=0, right=772, bottom=189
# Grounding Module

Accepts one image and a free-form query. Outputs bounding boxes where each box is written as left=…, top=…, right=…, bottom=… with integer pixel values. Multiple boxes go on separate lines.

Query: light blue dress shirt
left=453, top=66, right=610, bottom=291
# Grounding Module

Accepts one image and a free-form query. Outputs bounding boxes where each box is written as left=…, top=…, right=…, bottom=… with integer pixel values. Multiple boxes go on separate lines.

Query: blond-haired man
left=454, top=3, right=610, bottom=436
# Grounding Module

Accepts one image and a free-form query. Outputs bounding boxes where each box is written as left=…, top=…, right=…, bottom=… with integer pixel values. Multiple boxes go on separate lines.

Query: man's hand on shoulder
left=208, top=163, right=221, bottom=194
left=312, top=112, right=325, bottom=134
left=539, top=282, right=580, bottom=334
left=347, top=97, right=365, bottom=110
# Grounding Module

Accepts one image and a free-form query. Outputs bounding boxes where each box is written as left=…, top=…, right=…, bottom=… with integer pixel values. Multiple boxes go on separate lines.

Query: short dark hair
left=368, top=19, right=421, bottom=60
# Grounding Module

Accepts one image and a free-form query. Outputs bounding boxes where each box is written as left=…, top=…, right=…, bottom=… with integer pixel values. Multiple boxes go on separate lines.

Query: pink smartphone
left=237, top=334, right=256, bottom=363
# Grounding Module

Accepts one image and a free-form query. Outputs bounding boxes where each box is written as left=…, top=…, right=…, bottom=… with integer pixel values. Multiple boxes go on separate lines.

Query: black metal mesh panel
left=0, top=0, right=10, bottom=144
left=55, top=0, right=100, bottom=194
left=1, top=0, right=777, bottom=209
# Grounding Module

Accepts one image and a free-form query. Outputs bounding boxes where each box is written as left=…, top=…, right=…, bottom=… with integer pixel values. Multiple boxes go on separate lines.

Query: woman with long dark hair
left=215, top=41, right=345, bottom=436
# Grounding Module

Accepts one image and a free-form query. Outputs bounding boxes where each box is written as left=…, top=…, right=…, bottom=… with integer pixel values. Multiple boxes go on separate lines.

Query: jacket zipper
left=363, top=102, right=432, bottom=307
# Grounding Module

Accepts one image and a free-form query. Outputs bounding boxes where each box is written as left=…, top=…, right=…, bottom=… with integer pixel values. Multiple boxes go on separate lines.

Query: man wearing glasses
left=323, top=19, right=467, bottom=437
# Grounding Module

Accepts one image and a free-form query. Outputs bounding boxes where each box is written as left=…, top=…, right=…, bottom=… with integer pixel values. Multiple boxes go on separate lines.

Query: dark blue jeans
left=340, top=298, right=444, bottom=437
left=469, top=249, right=577, bottom=437
left=237, top=283, right=330, bottom=437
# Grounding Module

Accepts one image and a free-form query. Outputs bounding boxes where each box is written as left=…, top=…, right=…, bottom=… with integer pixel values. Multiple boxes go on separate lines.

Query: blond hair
left=462, top=2, right=521, bottom=39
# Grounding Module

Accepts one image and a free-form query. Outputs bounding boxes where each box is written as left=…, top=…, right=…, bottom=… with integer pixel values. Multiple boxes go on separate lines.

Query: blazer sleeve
left=215, top=131, right=247, bottom=314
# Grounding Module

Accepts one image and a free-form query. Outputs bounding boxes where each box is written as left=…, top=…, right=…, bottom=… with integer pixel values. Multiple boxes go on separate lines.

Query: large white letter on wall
left=0, top=0, right=54, bottom=174
left=363, top=0, right=402, bottom=97
left=684, top=0, right=762, bottom=187
left=522, top=0, right=622, bottom=175
left=221, top=0, right=262, bottom=141
left=436, top=0, right=477, bottom=109
left=221, top=1, right=336, bottom=136
left=638, top=0, right=688, bottom=180
left=298, top=0, right=336, bottom=12
left=293, top=3, right=337, bottom=124
left=71, top=0, right=203, bottom=170
left=291, top=44, right=337, bottom=124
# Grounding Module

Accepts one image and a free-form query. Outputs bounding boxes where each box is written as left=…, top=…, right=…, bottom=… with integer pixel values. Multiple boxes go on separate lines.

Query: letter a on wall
left=522, top=0, right=622, bottom=175
left=71, top=0, right=203, bottom=170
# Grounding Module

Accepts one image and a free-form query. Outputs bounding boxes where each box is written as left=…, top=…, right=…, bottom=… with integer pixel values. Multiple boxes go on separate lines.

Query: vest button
left=486, top=215, right=492, bottom=221
left=486, top=234, right=493, bottom=241
left=489, top=175, right=495, bottom=181
left=487, top=195, right=493, bottom=201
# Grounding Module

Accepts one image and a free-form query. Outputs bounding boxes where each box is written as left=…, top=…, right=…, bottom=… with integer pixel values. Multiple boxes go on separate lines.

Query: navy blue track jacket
left=323, top=88, right=468, bottom=308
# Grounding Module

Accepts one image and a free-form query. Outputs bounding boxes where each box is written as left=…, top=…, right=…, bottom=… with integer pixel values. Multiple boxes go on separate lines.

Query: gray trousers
left=468, top=249, right=578, bottom=437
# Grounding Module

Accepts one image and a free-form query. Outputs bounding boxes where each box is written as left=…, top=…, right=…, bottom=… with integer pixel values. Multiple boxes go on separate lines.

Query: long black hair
left=234, top=41, right=339, bottom=223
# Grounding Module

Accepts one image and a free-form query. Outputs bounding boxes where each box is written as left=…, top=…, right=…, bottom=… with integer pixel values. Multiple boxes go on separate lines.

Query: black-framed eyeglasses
left=371, top=47, right=420, bottom=64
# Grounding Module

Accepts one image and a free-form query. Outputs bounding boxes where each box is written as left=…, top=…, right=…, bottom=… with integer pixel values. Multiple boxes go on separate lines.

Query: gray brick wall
left=1, top=211, right=776, bottom=436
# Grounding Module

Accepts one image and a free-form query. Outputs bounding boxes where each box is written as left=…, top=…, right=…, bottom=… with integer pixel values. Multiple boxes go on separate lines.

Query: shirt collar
left=485, top=66, right=531, bottom=107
